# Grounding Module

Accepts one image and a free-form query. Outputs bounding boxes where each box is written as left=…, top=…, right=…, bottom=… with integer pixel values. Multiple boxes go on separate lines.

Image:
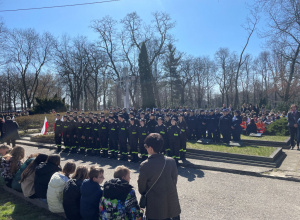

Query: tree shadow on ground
left=177, top=165, right=205, bottom=182
left=59, top=151, right=141, bottom=173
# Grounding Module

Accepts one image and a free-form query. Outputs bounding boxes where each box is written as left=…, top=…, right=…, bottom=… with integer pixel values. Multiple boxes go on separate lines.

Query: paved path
left=18, top=144, right=300, bottom=220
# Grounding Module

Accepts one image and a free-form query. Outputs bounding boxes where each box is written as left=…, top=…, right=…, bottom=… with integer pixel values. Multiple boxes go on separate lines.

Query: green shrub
left=33, top=96, right=67, bottom=114
left=265, top=117, right=289, bottom=136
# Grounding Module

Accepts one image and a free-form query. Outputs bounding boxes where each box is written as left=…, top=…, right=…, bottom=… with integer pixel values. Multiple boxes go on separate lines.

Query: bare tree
left=6, top=28, right=55, bottom=108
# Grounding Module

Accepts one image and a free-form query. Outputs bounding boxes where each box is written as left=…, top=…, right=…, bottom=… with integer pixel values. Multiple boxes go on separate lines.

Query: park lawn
left=0, top=178, right=64, bottom=220
left=241, top=134, right=289, bottom=142
left=186, top=142, right=276, bottom=157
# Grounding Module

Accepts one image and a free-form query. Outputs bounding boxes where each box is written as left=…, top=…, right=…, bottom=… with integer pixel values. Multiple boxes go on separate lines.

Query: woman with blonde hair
left=0, top=146, right=25, bottom=187
left=63, top=165, right=89, bottom=220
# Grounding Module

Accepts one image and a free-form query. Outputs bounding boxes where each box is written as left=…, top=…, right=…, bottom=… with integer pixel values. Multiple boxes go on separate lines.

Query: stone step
left=186, top=152, right=278, bottom=168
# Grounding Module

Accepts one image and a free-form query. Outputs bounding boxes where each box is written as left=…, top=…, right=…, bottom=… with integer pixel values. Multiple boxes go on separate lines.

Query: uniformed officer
left=99, top=115, right=109, bottom=158
left=62, top=115, right=70, bottom=152
left=128, top=117, right=139, bottom=162
left=68, top=115, right=77, bottom=153
left=138, top=119, right=149, bottom=161
left=177, top=114, right=187, bottom=160
left=231, top=110, right=242, bottom=142
left=118, top=114, right=128, bottom=161
left=207, top=109, right=218, bottom=142
left=92, top=116, right=101, bottom=156
left=197, top=110, right=207, bottom=139
left=219, top=109, right=232, bottom=144
left=83, top=116, right=93, bottom=155
left=76, top=115, right=85, bottom=153
left=54, top=114, right=63, bottom=152
left=108, top=116, right=118, bottom=159
left=168, top=117, right=181, bottom=165
left=187, top=110, right=197, bottom=140
left=215, top=108, right=222, bottom=142
left=155, top=117, right=168, bottom=155
left=147, top=113, right=157, bottom=133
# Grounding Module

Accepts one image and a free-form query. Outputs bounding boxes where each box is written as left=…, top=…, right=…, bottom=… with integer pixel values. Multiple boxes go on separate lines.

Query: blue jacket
left=80, top=179, right=103, bottom=220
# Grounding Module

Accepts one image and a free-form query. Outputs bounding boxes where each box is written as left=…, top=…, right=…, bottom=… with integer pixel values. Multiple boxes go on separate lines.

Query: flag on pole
left=2, top=116, right=5, bottom=123
left=41, top=116, right=49, bottom=135
left=12, top=116, right=15, bottom=121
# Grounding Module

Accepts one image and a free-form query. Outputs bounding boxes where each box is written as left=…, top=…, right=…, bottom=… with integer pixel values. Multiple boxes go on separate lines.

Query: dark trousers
left=55, top=134, right=62, bottom=147
left=109, top=137, right=118, bottom=152
left=170, top=140, right=180, bottom=159
left=289, top=127, right=297, bottom=147
left=222, top=130, right=231, bottom=144
left=232, top=129, right=241, bottom=141
left=198, top=127, right=206, bottom=139
left=119, top=140, right=128, bottom=155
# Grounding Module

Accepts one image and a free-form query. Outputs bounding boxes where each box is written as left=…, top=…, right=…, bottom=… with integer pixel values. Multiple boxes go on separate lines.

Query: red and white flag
left=2, top=116, right=5, bottom=122
left=41, top=116, right=49, bottom=135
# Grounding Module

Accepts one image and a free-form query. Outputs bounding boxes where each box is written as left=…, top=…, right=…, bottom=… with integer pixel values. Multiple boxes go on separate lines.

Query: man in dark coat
left=54, top=114, right=63, bottom=152
left=2, top=116, right=19, bottom=147
left=219, top=109, right=232, bottom=144
left=288, top=104, right=300, bottom=149
left=138, top=133, right=181, bottom=220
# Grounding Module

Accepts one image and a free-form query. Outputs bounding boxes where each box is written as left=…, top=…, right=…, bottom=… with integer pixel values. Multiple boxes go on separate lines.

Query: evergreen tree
left=138, top=42, right=156, bottom=108
left=163, top=43, right=182, bottom=107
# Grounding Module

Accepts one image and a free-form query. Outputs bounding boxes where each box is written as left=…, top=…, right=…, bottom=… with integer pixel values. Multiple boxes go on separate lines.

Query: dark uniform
left=231, top=113, right=242, bottom=142
left=197, top=111, right=207, bottom=139
left=177, top=117, right=187, bottom=160
left=118, top=117, right=129, bottom=160
left=92, top=118, right=101, bottom=156
left=168, top=121, right=181, bottom=163
left=219, top=109, right=232, bottom=144
left=99, top=117, right=109, bottom=158
left=147, top=115, right=157, bottom=133
left=138, top=120, right=149, bottom=161
left=62, top=117, right=70, bottom=152
left=68, top=118, right=77, bottom=153
left=206, top=111, right=218, bottom=142
left=155, top=122, right=168, bottom=155
left=108, top=118, right=119, bottom=159
left=54, top=116, right=63, bottom=152
left=83, top=119, right=93, bottom=155
left=215, top=110, right=222, bottom=142
left=128, top=119, right=139, bottom=162
left=187, top=112, right=197, bottom=140
left=76, top=117, right=85, bottom=153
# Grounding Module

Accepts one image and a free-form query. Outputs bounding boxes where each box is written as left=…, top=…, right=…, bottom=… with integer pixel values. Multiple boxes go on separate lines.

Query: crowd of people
left=0, top=133, right=181, bottom=220
left=53, top=103, right=286, bottom=163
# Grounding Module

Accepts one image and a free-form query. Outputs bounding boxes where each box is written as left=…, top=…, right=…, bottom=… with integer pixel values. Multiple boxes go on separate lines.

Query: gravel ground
left=19, top=145, right=300, bottom=220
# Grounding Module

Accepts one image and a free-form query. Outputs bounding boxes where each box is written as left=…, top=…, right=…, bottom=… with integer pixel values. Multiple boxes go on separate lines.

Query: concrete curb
left=16, top=139, right=300, bottom=183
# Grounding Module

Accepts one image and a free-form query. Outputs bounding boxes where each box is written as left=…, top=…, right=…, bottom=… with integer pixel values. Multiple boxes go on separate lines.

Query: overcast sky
left=0, top=0, right=268, bottom=59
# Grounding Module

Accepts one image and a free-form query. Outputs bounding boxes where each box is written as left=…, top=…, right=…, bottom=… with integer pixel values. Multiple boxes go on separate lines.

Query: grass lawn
left=241, top=134, right=289, bottom=142
left=187, top=142, right=276, bottom=157
left=0, top=178, right=64, bottom=220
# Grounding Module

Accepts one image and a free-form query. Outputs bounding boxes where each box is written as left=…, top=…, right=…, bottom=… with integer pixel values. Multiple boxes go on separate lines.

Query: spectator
left=80, top=166, right=105, bottom=220
left=265, top=115, right=273, bottom=125
left=0, top=144, right=11, bottom=158
left=256, top=118, right=266, bottom=134
left=34, top=154, right=62, bottom=202
left=47, top=162, right=76, bottom=213
left=288, top=104, right=300, bottom=150
left=231, top=110, right=242, bottom=142
left=100, top=165, right=143, bottom=220
left=1, top=146, right=25, bottom=187
left=12, top=153, right=38, bottom=192
left=296, top=117, right=300, bottom=151
left=246, top=119, right=257, bottom=135
left=20, top=154, right=48, bottom=198
left=138, top=133, right=181, bottom=220
left=2, top=116, right=19, bottom=147
left=63, top=165, right=89, bottom=220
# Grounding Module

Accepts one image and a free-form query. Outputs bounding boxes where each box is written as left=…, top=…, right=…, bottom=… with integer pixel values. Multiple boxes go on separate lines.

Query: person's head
left=84, top=116, right=89, bottom=123
left=62, top=162, right=76, bottom=178
left=129, top=118, right=135, bottom=125
left=56, top=114, right=61, bottom=120
left=89, top=166, right=105, bottom=184
left=291, top=104, right=297, bottom=112
left=118, top=115, right=124, bottom=122
left=157, top=117, right=163, bottom=125
left=63, top=116, right=67, bottom=122
left=72, top=165, right=89, bottom=181
left=250, top=118, right=255, bottom=124
left=144, top=133, right=164, bottom=155
left=10, top=146, right=25, bottom=161
left=0, top=144, right=11, bottom=156
left=47, top=154, right=61, bottom=166
left=20, top=153, right=48, bottom=183
left=114, top=165, right=131, bottom=183
left=100, top=116, right=105, bottom=122
left=78, top=116, right=82, bottom=122
left=171, top=118, right=176, bottom=126
left=8, top=146, right=25, bottom=175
